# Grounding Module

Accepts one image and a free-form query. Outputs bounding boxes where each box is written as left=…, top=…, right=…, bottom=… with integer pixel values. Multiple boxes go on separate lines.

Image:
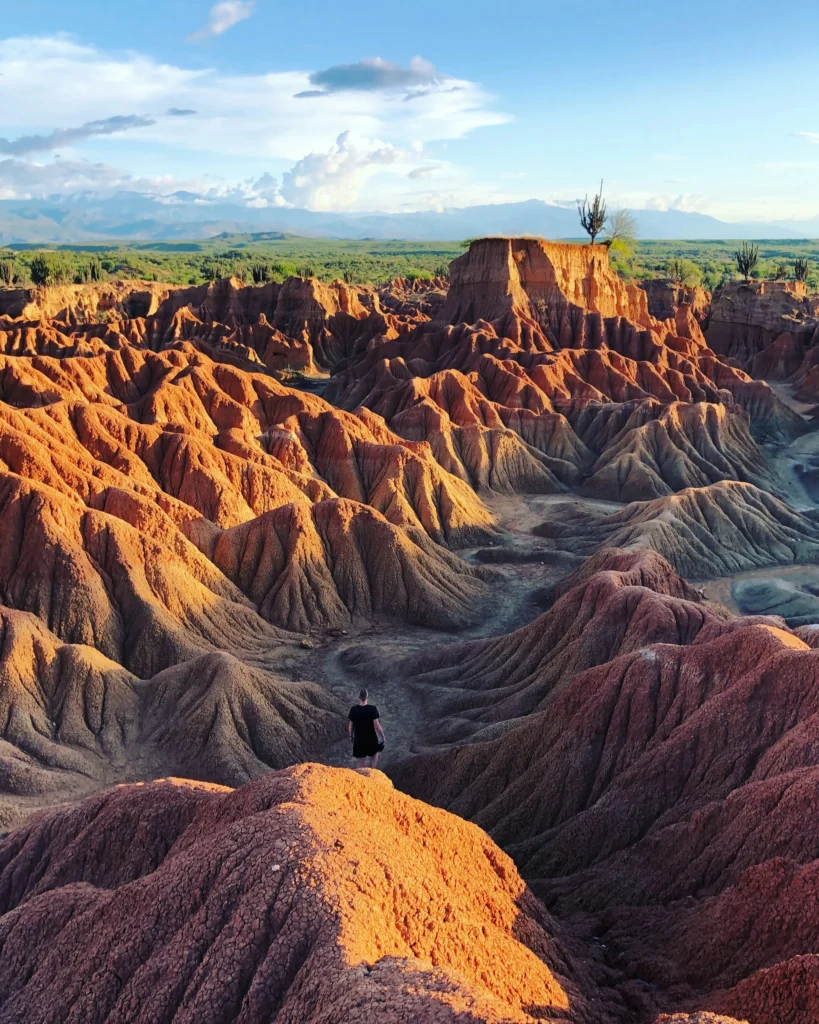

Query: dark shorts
left=353, top=736, right=382, bottom=758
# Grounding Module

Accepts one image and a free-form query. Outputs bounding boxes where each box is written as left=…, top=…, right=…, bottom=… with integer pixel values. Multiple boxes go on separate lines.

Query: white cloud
left=188, top=1, right=255, bottom=42
left=0, top=156, right=192, bottom=200
left=644, top=193, right=711, bottom=214
left=794, top=132, right=819, bottom=144
left=0, top=35, right=507, bottom=164
left=280, top=132, right=417, bottom=209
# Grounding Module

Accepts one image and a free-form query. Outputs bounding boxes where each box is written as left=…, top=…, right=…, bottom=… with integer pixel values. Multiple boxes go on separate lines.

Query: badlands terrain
left=2, top=238, right=819, bottom=1022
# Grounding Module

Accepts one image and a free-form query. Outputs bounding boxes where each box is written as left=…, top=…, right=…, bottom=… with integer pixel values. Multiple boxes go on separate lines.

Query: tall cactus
left=577, top=181, right=607, bottom=245
left=735, top=242, right=759, bottom=283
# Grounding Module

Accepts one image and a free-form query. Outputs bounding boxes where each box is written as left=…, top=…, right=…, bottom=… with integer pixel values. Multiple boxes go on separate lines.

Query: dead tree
left=578, top=181, right=607, bottom=245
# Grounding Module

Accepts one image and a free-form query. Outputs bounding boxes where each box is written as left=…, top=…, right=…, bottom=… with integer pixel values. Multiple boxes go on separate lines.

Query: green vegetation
left=605, top=209, right=638, bottom=277
left=2, top=235, right=819, bottom=293
left=29, top=252, right=74, bottom=286
left=667, top=257, right=703, bottom=289
left=0, top=259, right=19, bottom=286
left=0, top=236, right=466, bottom=289
left=735, top=242, right=759, bottom=283
left=628, top=239, right=819, bottom=291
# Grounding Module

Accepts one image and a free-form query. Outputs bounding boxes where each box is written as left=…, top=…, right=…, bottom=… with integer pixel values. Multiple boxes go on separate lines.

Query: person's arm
left=374, top=718, right=385, bottom=743
left=348, top=719, right=353, bottom=740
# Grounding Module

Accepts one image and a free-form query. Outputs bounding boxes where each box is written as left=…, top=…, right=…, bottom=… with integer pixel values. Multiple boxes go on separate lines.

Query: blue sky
left=1, top=0, right=818, bottom=221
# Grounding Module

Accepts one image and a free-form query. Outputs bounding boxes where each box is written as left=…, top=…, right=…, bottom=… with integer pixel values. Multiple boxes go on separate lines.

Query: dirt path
left=306, top=384, right=819, bottom=771
left=765, top=381, right=819, bottom=510
left=310, top=489, right=620, bottom=772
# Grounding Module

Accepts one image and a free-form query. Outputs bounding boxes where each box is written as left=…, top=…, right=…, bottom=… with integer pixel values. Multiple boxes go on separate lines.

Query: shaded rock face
left=441, top=236, right=652, bottom=327
left=532, top=481, right=819, bottom=579
left=0, top=606, right=343, bottom=814
left=326, top=239, right=800, bottom=499
left=641, top=279, right=711, bottom=327
left=390, top=549, right=819, bottom=1024
left=706, top=280, right=819, bottom=375
left=0, top=339, right=498, bottom=826
left=0, top=766, right=611, bottom=1024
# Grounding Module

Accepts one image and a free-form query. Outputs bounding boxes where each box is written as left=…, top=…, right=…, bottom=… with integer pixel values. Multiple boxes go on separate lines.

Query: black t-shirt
left=348, top=704, right=379, bottom=742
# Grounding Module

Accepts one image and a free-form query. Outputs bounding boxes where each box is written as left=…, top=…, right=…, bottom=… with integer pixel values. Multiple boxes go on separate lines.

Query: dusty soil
left=310, top=490, right=625, bottom=771
left=311, top=381, right=819, bottom=775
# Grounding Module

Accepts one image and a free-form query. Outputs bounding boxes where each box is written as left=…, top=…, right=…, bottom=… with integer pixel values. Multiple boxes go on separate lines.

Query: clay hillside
left=3, top=237, right=819, bottom=1023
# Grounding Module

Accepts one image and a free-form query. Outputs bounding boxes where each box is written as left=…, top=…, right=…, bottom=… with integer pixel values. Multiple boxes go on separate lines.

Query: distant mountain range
left=0, top=192, right=814, bottom=244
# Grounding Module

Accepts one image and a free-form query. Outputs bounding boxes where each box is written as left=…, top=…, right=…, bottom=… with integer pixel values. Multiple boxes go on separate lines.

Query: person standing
left=348, top=688, right=385, bottom=768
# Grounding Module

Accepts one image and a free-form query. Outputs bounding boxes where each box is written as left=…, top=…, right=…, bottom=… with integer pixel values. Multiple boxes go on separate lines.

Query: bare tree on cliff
left=735, top=242, right=759, bottom=283
left=795, top=258, right=810, bottom=283
left=577, top=181, right=607, bottom=245
left=606, top=208, right=637, bottom=246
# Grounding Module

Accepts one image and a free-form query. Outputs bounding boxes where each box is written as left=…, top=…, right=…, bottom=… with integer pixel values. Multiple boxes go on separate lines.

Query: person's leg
left=358, top=758, right=366, bottom=768
left=370, top=752, right=379, bottom=769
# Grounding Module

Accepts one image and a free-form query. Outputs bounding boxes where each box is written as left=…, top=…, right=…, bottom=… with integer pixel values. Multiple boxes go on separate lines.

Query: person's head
left=359, top=688, right=368, bottom=704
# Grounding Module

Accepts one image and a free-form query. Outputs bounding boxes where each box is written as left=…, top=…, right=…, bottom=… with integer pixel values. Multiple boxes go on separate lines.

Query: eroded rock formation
left=1, top=241, right=818, bottom=1024
left=532, top=481, right=819, bottom=578
left=706, top=281, right=819, bottom=371
left=391, top=549, right=819, bottom=1024
left=326, top=239, right=800, bottom=499
left=0, top=766, right=613, bottom=1023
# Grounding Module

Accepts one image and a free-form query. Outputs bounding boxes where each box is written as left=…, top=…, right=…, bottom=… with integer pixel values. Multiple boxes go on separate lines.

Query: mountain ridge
left=0, top=193, right=810, bottom=243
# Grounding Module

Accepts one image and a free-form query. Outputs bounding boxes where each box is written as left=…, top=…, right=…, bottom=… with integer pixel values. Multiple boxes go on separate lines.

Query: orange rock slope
left=0, top=335, right=497, bottom=825
left=0, top=244, right=817, bottom=1024
left=0, top=765, right=617, bottom=1024
left=326, top=239, right=803, bottom=498
left=390, top=548, right=819, bottom=1024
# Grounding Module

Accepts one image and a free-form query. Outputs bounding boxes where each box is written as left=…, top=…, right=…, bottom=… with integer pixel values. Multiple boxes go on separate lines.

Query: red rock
left=0, top=766, right=611, bottom=1023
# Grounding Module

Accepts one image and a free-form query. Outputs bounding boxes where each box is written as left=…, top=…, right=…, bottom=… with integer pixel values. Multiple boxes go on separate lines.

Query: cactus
left=577, top=180, right=607, bottom=245
left=251, top=262, right=271, bottom=284
left=0, top=259, right=15, bottom=286
left=735, top=242, right=759, bottom=283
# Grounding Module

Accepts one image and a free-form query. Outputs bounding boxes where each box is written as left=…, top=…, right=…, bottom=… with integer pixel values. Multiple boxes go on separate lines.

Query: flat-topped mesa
left=0, top=275, right=400, bottom=373
left=642, top=279, right=712, bottom=326
left=0, top=280, right=175, bottom=322
left=440, top=236, right=654, bottom=329
left=153, top=276, right=282, bottom=325
left=706, top=279, right=819, bottom=370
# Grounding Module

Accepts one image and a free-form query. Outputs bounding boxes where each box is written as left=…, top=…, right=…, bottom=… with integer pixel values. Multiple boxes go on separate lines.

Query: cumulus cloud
left=794, top=132, right=819, bottom=144
left=188, top=1, right=255, bottom=41
left=295, top=56, right=442, bottom=99
left=644, top=193, right=710, bottom=214
left=0, top=36, right=509, bottom=209
left=202, top=170, right=286, bottom=207
left=279, top=131, right=416, bottom=209
left=0, top=156, right=188, bottom=200
left=0, top=36, right=507, bottom=163
left=0, top=115, right=155, bottom=156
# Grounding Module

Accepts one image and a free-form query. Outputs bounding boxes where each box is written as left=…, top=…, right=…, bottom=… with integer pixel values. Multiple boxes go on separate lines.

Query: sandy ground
left=309, top=489, right=624, bottom=773
left=312, top=382, right=819, bottom=772
left=700, top=380, right=819, bottom=620
left=764, top=381, right=819, bottom=509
